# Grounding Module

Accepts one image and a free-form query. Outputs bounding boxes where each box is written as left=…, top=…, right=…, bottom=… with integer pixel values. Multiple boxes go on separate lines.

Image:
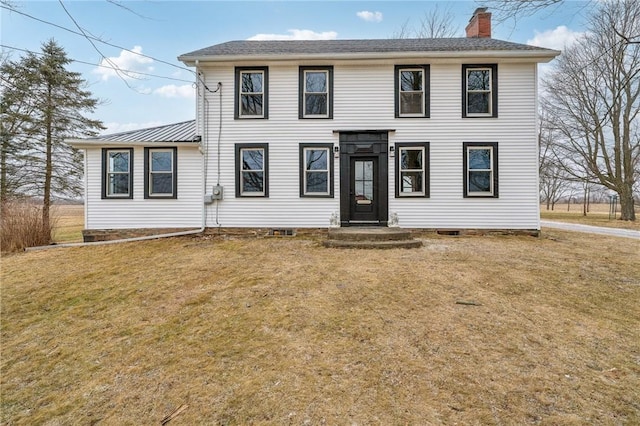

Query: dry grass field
left=540, top=203, right=640, bottom=231
left=51, top=204, right=84, bottom=243
left=2, top=228, right=639, bottom=424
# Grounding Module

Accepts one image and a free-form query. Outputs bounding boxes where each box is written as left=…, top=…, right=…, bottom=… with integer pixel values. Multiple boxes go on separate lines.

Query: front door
left=339, top=131, right=389, bottom=226
left=350, top=157, right=378, bottom=222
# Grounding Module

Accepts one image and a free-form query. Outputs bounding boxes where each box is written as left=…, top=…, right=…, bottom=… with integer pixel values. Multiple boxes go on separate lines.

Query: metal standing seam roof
left=90, top=120, right=197, bottom=143
left=178, top=38, right=559, bottom=60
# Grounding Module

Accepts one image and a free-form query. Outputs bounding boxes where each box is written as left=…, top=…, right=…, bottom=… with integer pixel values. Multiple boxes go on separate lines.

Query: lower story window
left=395, top=142, right=429, bottom=198
left=144, top=147, right=177, bottom=198
left=299, top=143, right=334, bottom=197
left=463, top=142, right=498, bottom=197
left=102, top=148, right=133, bottom=199
left=235, top=143, right=269, bottom=197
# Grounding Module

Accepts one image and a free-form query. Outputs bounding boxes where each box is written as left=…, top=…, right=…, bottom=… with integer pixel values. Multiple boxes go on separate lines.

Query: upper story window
left=102, top=148, right=133, bottom=199
left=463, top=142, right=499, bottom=198
left=395, top=65, right=430, bottom=118
left=299, top=66, right=333, bottom=119
left=299, top=143, right=334, bottom=197
left=144, top=147, right=177, bottom=199
left=395, top=142, right=429, bottom=197
left=235, top=67, right=268, bottom=119
left=235, top=143, right=269, bottom=197
left=462, top=64, right=498, bottom=118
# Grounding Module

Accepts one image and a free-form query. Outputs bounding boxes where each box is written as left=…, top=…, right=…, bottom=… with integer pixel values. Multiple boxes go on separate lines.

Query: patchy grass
left=1, top=231, right=639, bottom=424
left=541, top=203, right=640, bottom=231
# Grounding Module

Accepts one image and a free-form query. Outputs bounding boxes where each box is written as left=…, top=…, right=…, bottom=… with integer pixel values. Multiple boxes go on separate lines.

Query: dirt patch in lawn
left=2, top=230, right=639, bottom=424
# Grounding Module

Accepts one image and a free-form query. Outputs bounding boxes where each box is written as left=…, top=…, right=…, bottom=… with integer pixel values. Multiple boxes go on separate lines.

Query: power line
left=0, top=44, right=194, bottom=84
left=58, top=0, right=137, bottom=89
left=0, top=2, right=195, bottom=75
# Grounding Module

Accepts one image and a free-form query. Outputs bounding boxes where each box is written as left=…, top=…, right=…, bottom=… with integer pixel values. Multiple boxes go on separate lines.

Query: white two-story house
left=69, top=9, right=560, bottom=241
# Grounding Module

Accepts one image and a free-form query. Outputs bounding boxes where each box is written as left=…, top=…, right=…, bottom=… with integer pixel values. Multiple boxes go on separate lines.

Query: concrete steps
left=323, top=227, right=422, bottom=249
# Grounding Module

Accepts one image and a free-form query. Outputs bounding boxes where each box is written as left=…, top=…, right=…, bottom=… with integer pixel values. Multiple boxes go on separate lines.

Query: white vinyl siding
left=193, top=60, right=539, bottom=230
left=85, top=145, right=202, bottom=229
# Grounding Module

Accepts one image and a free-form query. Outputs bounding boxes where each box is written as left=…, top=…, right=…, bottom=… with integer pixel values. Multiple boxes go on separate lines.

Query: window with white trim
left=462, top=64, right=498, bottom=118
left=235, top=144, right=268, bottom=197
left=144, top=147, right=177, bottom=199
left=395, top=65, right=429, bottom=118
left=299, top=67, right=333, bottom=118
left=235, top=67, right=268, bottom=119
left=463, top=142, right=498, bottom=197
left=102, top=148, right=133, bottom=199
left=395, top=142, right=429, bottom=197
left=299, top=144, right=333, bottom=197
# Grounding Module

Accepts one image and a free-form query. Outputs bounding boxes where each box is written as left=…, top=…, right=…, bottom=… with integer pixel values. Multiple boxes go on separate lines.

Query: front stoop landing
left=323, top=227, right=422, bottom=249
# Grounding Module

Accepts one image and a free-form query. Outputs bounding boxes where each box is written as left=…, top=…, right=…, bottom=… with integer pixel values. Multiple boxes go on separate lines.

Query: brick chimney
left=465, top=7, right=492, bottom=38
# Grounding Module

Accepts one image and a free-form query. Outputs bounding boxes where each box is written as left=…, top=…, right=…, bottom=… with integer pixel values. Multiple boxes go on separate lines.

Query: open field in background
left=540, top=203, right=640, bottom=231
left=2, top=230, right=639, bottom=424
left=51, top=204, right=84, bottom=243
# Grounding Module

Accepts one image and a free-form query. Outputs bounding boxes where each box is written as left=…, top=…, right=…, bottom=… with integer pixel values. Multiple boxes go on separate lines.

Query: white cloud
left=92, top=46, right=154, bottom=81
left=153, top=84, right=195, bottom=99
left=527, top=26, right=586, bottom=51
left=357, top=11, right=383, bottom=23
left=248, top=29, right=338, bottom=41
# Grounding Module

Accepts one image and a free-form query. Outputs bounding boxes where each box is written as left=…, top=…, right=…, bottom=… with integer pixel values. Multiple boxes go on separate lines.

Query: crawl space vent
left=267, top=228, right=296, bottom=237
left=436, top=229, right=460, bottom=236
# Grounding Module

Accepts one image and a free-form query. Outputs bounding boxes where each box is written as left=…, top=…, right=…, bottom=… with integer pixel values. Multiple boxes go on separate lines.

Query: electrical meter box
left=212, top=185, right=224, bottom=200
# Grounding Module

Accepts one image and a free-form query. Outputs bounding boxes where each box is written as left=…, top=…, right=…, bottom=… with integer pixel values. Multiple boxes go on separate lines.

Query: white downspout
left=196, top=59, right=207, bottom=232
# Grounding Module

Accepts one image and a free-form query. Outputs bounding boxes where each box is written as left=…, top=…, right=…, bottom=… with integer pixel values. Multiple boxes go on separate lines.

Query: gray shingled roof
left=179, top=38, right=557, bottom=60
left=91, top=120, right=197, bottom=143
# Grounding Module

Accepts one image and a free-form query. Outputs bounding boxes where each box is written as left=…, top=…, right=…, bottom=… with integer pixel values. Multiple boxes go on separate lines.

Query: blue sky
left=1, top=0, right=591, bottom=134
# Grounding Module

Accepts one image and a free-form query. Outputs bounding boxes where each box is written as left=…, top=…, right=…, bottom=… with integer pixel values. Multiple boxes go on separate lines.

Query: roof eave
left=179, top=49, right=560, bottom=66
left=66, top=139, right=201, bottom=148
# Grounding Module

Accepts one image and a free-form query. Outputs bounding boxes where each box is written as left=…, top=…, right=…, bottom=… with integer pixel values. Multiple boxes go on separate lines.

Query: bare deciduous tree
left=481, top=0, right=567, bottom=22
left=393, top=4, right=459, bottom=39
left=542, top=0, right=640, bottom=220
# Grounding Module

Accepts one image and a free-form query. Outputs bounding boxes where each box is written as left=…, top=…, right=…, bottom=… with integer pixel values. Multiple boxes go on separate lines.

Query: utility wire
left=58, top=0, right=137, bottom=89
left=0, top=44, right=194, bottom=84
left=1, top=2, right=220, bottom=93
left=0, top=2, right=195, bottom=75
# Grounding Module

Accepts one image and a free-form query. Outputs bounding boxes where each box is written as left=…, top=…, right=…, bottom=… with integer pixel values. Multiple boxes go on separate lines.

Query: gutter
left=179, top=49, right=561, bottom=65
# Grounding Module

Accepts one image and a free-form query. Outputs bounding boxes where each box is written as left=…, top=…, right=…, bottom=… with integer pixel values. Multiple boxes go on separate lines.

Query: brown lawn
left=1, top=229, right=639, bottom=424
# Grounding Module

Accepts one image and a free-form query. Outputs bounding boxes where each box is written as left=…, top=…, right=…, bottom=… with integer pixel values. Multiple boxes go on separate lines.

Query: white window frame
left=303, top=70, right=329, bottom=118
left=105, top=149, right=131, bottom=198
left=239, top=70, right=264, bottom=118
left=398, top=146, right=426, bottom=196
left=466, top=146, right=494, bottom=196
left=466, top=67, right=492, bottom=117
left=240, top=147, right=265, bottom=196
left=303, top=146, right=330, bottom=195
left=147, top=148, right=174, bottom=197
left=398, top=67, right=425, bottom=117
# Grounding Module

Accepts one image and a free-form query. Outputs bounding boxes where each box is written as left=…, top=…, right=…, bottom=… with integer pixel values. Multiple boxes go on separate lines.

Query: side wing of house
left=68, top=121, right=203, bottom=232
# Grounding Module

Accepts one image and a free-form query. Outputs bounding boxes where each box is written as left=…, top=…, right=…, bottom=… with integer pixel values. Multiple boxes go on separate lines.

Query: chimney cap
left=470, top=7, right=489, bottom=21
